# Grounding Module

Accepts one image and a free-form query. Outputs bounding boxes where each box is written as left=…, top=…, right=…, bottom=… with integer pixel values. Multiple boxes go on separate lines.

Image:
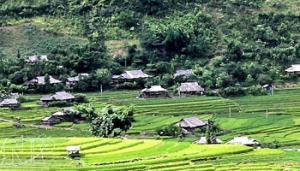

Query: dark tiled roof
left=177, top=82, right=204, bottom=92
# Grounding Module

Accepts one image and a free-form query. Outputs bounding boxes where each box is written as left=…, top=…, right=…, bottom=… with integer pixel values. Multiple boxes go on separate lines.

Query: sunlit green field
left=0, top=137, right=299, bottom=171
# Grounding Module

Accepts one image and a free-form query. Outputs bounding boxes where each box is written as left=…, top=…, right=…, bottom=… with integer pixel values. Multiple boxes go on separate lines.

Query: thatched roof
left=119, top=70, right=150, bottom=79
left=53, top=91, right=75, bottom=100
left=42, top=115, right=56, bottom=121
left=52, top=111, right=65, bottom=116
left=24, top=76, right=61, bottom=85
left=26, top=55, right=48, bottom=62
left=141, top=85, right=167, bottom=92
left=40, top=91, right=75, bottom=101
left=285, top=64, right=300, bottom=72
left=1, top=99, right=19, bottom=105
left=177, top=117, right=207, bottom=128
left=177, top=82, right=204, bottom=92
left=67, top=73, right=89, bottom=82
left=174, top=69, right=194, bottom=77
left=227, top=136, right=260, bottom=146
left=194, top=137, right=223, bottom=144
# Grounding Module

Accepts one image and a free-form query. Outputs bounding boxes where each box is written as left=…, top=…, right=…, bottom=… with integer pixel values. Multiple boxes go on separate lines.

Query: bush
left=220, top=85, right=246, bottom=97
left=17, top=95, right=27, bottom=103
left=75, top=93, right=88, bottom=103
left=118, top=82, right=138, bottom=89
left=156, top=124, right=181, bottom=137
left=48, top=101, right=71, bottom=107
left=246, top=85, right=267, bottom=96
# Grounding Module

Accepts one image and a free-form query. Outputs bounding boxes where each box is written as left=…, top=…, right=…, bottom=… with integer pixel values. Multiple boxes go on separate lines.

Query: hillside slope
left=0, top=0, right=299, bottom=95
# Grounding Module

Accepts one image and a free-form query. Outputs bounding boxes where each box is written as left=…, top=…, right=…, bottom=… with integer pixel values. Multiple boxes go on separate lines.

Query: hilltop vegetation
left=0, top=0, right=300, bottom=95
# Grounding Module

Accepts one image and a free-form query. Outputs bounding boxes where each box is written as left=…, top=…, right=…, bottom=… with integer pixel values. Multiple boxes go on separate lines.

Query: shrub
left=246, top=85, right=267, bottom=96
left=156, top=124, right=181, bottom=137
left=17, top=95, right=27, bottom=103
left=118, top=82, right=138, bottom=89
left=75, top=93, right=88, bottom=103
left=48, top=101, right=71, bottom=107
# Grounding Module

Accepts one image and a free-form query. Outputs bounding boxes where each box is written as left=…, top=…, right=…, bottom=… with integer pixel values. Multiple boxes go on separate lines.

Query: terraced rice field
left=0, top=88, right=300, bottom=169
left=1, top=89, right=300, bottom=146
left=0, top=137, right=299, bottom=171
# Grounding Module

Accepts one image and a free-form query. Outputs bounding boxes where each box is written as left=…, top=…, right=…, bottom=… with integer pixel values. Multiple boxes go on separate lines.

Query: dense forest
left=0, top=0, right=299, bottom=96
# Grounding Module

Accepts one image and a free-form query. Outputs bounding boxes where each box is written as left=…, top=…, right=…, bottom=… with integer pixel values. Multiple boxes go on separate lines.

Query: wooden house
left=23, top=75, right=61, bottom=89
left=173, top=69, right=194, bottom=78
left=112, top=70, right=150, bottom=84
left=40, top=91, right=75, bottom=104
left=285, top=64, right=300, bottom=75
left=141, top=85, right=167, bottom=98
left=66, top=73, right=89, bottom=89
left=52, top=107, right=80, bottom=122
left=176, top=117, right=207, bottom=133
left=41, top=115, right=59, bottom=125
left=0, top=99, right=19, bottom=107
left=177, top=82, right=204, bottom=96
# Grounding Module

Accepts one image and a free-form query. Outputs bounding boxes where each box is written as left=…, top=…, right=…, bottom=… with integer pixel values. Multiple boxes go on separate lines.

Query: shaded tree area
left=77, top=102, right=135, bottom=137
left=0, top=0, right=299, bottom=96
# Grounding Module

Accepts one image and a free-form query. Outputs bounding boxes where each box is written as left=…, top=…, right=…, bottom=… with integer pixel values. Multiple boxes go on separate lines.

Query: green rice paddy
left=0, top=88, right=300, bottom=170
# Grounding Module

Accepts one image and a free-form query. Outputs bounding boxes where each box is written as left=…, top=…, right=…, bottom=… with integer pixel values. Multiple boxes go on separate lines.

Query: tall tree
left=206, top=115, right=217, bottom=144
left=77, top=103, right=135, bottom=137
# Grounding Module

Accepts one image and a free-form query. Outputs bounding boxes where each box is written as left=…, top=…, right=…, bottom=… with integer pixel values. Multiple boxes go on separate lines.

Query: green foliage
left=77, top=102, right=135, bottom=137
left=0, top=0, right=300, bottom=95
left=74, top=93, right=88, bottom=103
left=48, top=101, right=71, bottom=107
left=156, top=124, right=181, bottom=137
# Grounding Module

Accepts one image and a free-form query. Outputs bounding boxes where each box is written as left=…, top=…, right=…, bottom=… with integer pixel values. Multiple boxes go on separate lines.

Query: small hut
left=23, top=75, right=61, bottom=89
left=227, top=136, right=260, bottom=147
left=112, top=70, right=150, bottom=84
left=66, top=73, right=89, bottom=89
left=0, top=99, right=19, bottom=107
left=41, top=115, right=59, bottom=125
left=40, top=91, right=75, bottom=104
left=52, top=107, right=80, bottom=122
left=285, top=64, right=300, bottom=75
left=66, top=146, right=81, bottom=158
left=177, top=82, right=204, bottom=96
left=176, top=117, right=207, bottom=133
left=141, top=85, right=167, bottom=98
